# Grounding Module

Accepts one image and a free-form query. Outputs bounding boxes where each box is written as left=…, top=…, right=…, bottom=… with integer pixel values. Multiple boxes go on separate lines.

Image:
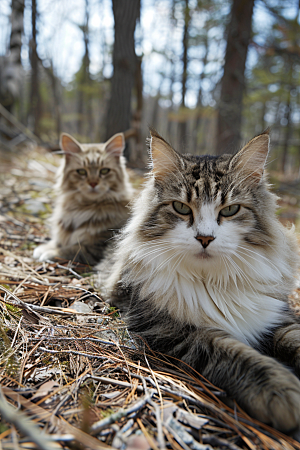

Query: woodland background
left=1, top=2, right=300, bottom=448
left=0, top=0, right=300, bottom=173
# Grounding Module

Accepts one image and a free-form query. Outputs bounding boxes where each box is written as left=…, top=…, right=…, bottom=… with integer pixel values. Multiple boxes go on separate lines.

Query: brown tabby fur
left=33, top=133, right=133, bottom=265
left=104, top=129, right=300, bottom=434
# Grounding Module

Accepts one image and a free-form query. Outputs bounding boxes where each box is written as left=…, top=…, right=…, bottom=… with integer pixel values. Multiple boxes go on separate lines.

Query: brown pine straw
left=0, top=258, right=300, bottom=450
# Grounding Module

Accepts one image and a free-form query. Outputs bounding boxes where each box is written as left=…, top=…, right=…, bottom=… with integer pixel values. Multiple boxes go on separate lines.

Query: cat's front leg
left=272, top=321, right=300, bottom=376
left=189, top=328, right=300, bottom=433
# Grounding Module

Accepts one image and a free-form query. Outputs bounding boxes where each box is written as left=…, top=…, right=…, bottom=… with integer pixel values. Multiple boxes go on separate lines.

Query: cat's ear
left=60, top=133, right=82, bottom=161
left=230, top=130, right=270, bottom=184
left=149, top=128, right=180, bottom=180
left=105, top=133, right=125, bottom=159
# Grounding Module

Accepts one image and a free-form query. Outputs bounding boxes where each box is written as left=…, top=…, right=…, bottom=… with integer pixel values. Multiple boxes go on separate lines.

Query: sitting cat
left=104, top=128, right=300, bottom=434
left=33, top=132, right=134, bottom=265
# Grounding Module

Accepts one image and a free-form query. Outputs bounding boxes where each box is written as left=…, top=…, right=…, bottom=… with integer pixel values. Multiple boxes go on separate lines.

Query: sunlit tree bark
left=105, top=0, right=140, bottom=143
left=216, top=0, right=254, bottom=155
left=0, top=0, right=25, bottom=114
left=178, top=0, right=191, bottom=150
left=29, top=0, right=41, bottom=136
left=77, top=0, right=92, bottom=137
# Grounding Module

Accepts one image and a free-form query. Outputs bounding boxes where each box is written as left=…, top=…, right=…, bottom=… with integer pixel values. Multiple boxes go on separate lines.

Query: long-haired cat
left=105, top=128, right=300, bottom=434
left=33, top=132, right=134, bottom=265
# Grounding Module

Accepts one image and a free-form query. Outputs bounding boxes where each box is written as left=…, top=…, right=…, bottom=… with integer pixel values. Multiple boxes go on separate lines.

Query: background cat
left=104, top=128, right=300, bottom=434
left=33, top=132, right=134, bottom=265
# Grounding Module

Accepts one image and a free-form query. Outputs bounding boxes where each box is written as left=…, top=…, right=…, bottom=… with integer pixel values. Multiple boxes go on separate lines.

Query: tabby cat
left=33, top=132, right=133, bottom=265
left=105, top=128, right=300, bottom=433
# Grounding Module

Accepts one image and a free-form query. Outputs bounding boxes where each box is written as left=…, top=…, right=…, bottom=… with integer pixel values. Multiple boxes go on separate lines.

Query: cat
left=104, top=128, right=300, bottom=434
left=33, top=132, right=134, bottom=265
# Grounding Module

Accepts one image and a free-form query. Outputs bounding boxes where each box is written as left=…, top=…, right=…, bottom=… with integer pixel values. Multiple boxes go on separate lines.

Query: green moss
left=0, top=323, right=19, bottom=377
left=5, top=304, right=21, bottom=314
left=107, top=306, right=119, bottom=318
left=0, top=422, right=9, bottom=434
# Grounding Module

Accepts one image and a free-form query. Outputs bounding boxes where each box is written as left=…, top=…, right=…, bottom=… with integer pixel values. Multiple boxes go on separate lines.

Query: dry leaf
left=32, top=380, right=60, bottom=400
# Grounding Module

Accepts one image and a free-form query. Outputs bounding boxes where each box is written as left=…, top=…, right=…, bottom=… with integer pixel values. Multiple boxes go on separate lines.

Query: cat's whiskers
left=205, top=276, right=245, bottom=321
left=129, top=239, right=175, bottom=254
left=237, top=245, right=283, bottom=276
left=221, top=254, right=253, bottom=300
left=223, top=253, right=261, bottom=300
left=129, top=247, right=171, bottom=263
left=221, top=255, right=237, bottom=288
left=129, top=247, right=176, bottom=282
left=151, top=249, right=186, bottom=276
left=169, top=251, right=186, bottom=274
left=222, top=253, right=252, bottom=287
left=232, top=251, right=279, bottom=293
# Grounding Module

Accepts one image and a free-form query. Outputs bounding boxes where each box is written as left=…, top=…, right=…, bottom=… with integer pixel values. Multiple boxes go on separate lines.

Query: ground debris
left=0, top=146, right=300, bottom=449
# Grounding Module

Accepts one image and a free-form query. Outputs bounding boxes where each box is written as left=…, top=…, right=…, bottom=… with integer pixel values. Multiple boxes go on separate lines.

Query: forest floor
left=0, top=143, right=300, bottom=450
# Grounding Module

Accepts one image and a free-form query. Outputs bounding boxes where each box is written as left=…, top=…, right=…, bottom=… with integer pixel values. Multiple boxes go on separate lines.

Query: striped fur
left=34, top=133, right=133, bottom=265
left=104, top=129, right=300, bottom=433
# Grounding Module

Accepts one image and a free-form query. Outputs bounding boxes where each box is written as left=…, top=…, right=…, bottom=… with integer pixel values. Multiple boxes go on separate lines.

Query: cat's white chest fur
left=151, top=271, right=284, bottom=345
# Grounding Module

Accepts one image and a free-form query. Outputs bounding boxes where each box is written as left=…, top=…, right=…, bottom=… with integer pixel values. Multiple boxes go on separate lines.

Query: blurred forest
left=0, top=0, right=300, bottom=173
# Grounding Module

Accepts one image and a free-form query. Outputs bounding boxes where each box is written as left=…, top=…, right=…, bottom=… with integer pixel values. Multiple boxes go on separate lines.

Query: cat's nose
left=89, top=182, right=98, bottom=188
left=195, top=235, right=215, bottom=249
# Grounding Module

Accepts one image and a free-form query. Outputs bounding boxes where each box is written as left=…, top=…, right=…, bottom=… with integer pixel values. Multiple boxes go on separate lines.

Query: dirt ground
left=0, top=143, right=300, bottom=450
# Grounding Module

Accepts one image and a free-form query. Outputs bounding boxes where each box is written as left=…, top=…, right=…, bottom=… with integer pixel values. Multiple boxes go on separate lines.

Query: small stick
left=148, top=398, right=167, bottom=450
left=52, top=263, right=82, bottom=279
left=90, top=375, right=146, bottom=393
left=62, top=285, right=103, bottom=301
left=30, top=336, right=133, bottom=350
left=38, top=347, right=107, bottom=360
left=90, top=393, right=152, bottom=435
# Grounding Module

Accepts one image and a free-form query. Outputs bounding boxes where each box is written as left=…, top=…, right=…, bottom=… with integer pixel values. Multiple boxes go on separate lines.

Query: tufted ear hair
left=230, top=130, right=270, bottom=184
left=60, top=133, right=82, bottom=162
left=105, top=133, right=125, bottom=159
left=149, top=128, right=181, bottom=180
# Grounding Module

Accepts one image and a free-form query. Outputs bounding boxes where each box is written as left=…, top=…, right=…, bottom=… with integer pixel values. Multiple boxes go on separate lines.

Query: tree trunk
left=178, top=0, right=190, bottom=151
left=0, top=0, right=25, bottom=114
left=281, top=4, right=299, bottom=173
left=77, top=0, right=92, bottom=138
left=281, top=91, right=292, bottom=173
left=194, top=33, right=209, bottom=153
left=216, top=0, right=254, bottom=155
left=105, top=0, right=140, bottom=144
left=131, top=55, right=143, bottom=163
left=48, top=62, right=62, bottom=141
left=29, top=0, right=41, bottom=136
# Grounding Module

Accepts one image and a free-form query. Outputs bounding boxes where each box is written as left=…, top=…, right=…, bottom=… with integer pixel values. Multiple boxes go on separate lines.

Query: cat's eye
left=173, top=201, right=192, bottom=215
left=219, top=204, right=240, bottom=217
left=100, top=168, right=110, bottom=175
left=77, top=169, right=87, bottom=176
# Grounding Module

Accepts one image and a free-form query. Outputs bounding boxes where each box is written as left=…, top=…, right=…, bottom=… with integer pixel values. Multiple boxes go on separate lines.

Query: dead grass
left=0, top=145, right=300, bottom=449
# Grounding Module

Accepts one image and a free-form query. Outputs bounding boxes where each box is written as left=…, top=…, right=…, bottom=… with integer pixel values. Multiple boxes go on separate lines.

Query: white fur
left=114, top=199, right=295, bottom=346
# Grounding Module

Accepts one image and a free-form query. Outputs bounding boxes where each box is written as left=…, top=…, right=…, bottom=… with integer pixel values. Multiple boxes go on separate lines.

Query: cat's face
left=59, top=133, right=127, bottom=201
left=137, top=130, right=274, bottom=272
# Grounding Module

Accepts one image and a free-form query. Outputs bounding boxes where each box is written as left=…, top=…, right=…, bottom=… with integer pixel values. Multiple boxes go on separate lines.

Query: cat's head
left=132, top=129, right=276, bottom=272
left=58, top=133, right=127, bottom=200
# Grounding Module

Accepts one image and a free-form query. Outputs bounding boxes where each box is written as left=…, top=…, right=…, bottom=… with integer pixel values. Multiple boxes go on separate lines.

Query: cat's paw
left=247, top=369, right=300, bottom=433
left=33, top=243, right=58, bottom=262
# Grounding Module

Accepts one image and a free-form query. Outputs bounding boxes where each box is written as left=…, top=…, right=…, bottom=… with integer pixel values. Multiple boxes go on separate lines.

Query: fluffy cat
left=33, top=132, right=134, bottom=265
left=104, top=128, right=300, bottom=434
